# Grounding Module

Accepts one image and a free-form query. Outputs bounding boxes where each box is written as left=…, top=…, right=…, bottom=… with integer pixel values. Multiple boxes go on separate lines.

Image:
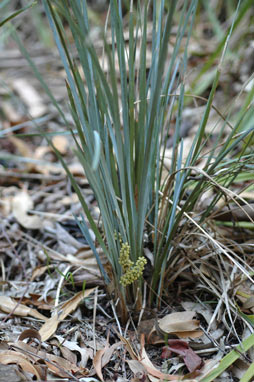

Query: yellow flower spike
left=118, top=239, right=147, bottom=286
left=119, top=242, right=133, bottom=272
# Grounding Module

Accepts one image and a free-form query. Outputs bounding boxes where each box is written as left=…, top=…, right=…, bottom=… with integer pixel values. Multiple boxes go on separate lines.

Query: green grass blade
left=0, top=1, right=37, bottom=27
left=191, top=0, right=249, bottom=91
left=200, top=334, right=254, bottom=382
left=240, top=362, right=254, bottom=382
left=75, top=215, right=110, bottom=284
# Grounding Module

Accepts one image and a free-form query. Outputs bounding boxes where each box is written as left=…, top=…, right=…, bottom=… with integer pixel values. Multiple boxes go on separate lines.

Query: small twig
left=199, top=325, right=224, bottom=353
left=28, top=209, right=81, bottom=221
left=93, top=287, right=98, bottom=356
left=0, top=112, right=58, bottom=136
left=96, top=302, right=112, bottom=319
left=228, top=344, right=252, bottom=364
left=110, top=299, right=123, bottom=336
left=138, top=281, right=147, bottom=327
left=0, top=257, right=6, bottom=293
left=0, top=169, right=65, bottom=181
left=55, top=265, right=72, bottom=308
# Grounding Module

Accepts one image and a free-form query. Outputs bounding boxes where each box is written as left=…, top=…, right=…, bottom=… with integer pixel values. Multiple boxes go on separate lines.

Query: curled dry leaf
left=157, top=311, right=202, bottom=339
left=101, top=341, right=122, bottom=368
left=139, top=335, right=181, bottom=381
left=93, top=347, right=107, bottom=382
left=55, top=335, right=92, bottom=368
left=0, top=296, right=48, bottom=320
left=10, top=341, right=87, bottom=378
left=39, top=288, right=96, bottom=341
left=127, top=360, right=147, bottom=379
left=92, top=341, right=122, bottom=381
left=122, top=333, right=182, bottom=381
left=12, top=190, right=43, bottom=229
left=18, top=329, right=41, bottom=344
left=60, top=344, right=77, bottom=365
left=0, top=350, right=43, bottom=380
left=14, top=294, right=54, bottom=311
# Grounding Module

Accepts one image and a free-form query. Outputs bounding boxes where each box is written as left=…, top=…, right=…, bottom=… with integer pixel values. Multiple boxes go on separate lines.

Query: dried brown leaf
left=60, top=345, right=77, bottom=365
left=44, top=350, right=87, bottom=377
left=11, top=78, right=46, bottom=118
left=14, top=294, right=54, bottom=311
left=0, top=351, right=42, bottom=380
left=39, top=288, right=95, bottom=341
left=9, top=136, right=34, bottom=171
left=52, top=135, right=68, bottom=155
left=31, top=266, right=50, bottom=281
left=0, top=296, right=48, bottom=320
left=54, top=335, right=92, bottom=368
left=93, top=348, right=106, bottom=382
left=18, top=329, right=41, bottom=343
left=127, top=359, right=147, bottom=378
left=12, top=190, right=43, bottom=229
left=117, top=333, right=139, bottom=360
left=10, top=341, right=87, bottom=378
left=158, top=311, right=199, bottom=335
left=101, top=341, right=121, bottom=367
left=173, top=330, right=203, bottom=339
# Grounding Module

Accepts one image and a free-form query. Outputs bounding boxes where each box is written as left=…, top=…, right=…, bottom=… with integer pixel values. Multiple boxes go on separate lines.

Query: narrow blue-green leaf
left=92, top=131, right=101, bottom=171
left=0, top=1, right=37, bottom=27
left=43, top=0, right=92, bottom=151
left=136, top=0, right=177, bottom=251
left=0, top=0, right=10, bottom=10
left=202, top=0, right=224, bottom=41
left=192, top=0, right=249, bottom=89
left=75, top=215, right=110, bottom=284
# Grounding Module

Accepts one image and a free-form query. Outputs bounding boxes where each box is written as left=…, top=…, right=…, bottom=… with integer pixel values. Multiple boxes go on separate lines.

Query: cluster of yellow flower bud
left=119, top=240, right=147, bottom=286
left=119, top=242, right=134, bottom=272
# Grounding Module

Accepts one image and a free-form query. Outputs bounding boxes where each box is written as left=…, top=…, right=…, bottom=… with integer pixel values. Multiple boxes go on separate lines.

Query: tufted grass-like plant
left=39, top=0, right=200, bottom=318
left=11, top=0, right=254, bottom=321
